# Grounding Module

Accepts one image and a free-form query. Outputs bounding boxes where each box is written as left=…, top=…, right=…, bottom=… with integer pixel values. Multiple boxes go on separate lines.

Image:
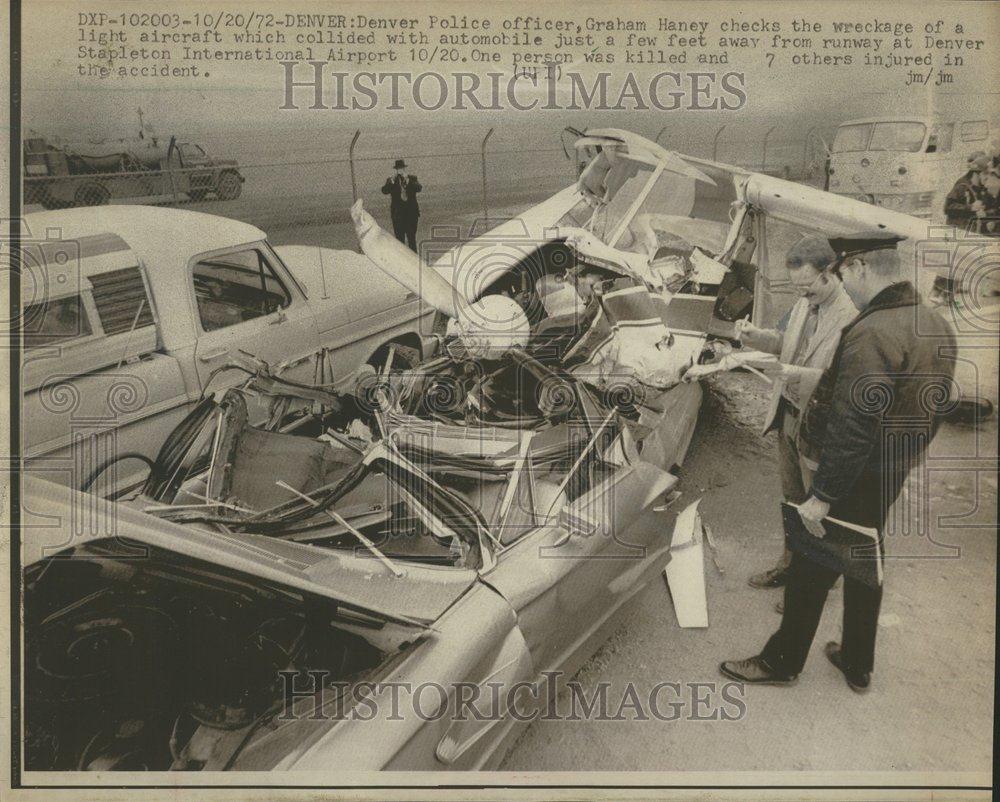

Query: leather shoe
left=719, top=656, right=797, bottom=685
left=748, top=566, right=790, bottom=589
left=824, top=641, right=871, bottom=693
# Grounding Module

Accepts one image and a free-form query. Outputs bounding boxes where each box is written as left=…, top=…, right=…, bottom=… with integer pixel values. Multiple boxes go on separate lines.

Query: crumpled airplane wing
left=352, top=199, right=466, bottom=318
left=577, top=128, right=717, bottom=185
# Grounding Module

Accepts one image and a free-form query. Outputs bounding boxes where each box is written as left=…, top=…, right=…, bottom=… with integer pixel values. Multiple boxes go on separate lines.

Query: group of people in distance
left=945, top=143, right=1000, bottom=235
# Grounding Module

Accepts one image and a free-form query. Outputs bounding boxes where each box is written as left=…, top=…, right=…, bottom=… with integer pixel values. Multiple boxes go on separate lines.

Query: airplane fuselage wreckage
left=24, top=130, right=943, bottom=771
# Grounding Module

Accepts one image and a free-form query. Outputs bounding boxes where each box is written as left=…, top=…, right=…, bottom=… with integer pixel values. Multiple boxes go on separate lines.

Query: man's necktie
left=792, top=305, right=819, bottom=366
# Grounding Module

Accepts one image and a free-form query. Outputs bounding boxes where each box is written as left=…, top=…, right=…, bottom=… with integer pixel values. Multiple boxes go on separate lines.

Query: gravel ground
left=499, top=349, right=997, bottom=775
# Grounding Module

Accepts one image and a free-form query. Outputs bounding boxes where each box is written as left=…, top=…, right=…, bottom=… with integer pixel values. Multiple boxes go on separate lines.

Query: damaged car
left=22, top=128, right=940, bottom=774
left=24, top=356, right=698, bottom=771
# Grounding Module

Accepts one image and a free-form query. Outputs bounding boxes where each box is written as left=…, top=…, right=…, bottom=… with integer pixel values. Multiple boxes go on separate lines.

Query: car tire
left=215, top=171, right=242, bottom=201
left=39, top=193, right=71, bottom=210
left=74, top=182, right=110, bottom=207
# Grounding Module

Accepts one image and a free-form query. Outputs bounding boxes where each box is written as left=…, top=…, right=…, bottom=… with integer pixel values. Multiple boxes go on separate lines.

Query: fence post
left=803, top=125, right=818, bottom=177
left=481, top=127, right=494, bottom=224
left=712, top=125, right=727, bottom=161
left=166, top=164, right=182, bottom=206
left=165, top=136, right=182, bottom=205
left=761, top=125, right=777, bottom=173
left=349, top=129, right=361, bottom=203
left=560, top=126, right=585, bottom=177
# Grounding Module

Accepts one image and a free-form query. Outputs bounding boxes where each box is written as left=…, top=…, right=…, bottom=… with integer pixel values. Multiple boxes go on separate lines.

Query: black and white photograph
left=1, top=1, right=997, bottom=799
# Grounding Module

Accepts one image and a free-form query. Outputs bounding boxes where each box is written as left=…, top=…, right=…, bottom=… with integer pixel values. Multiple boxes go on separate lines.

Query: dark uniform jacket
left=979, top=190, right=1000, bottom=237
left=799, top=282, right=956, bottom=529
left=381, top=174, right=422, bottom=221
left=943, top=171, right=981, bottom=228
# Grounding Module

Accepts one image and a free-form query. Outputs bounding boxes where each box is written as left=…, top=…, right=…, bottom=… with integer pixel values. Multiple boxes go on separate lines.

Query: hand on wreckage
left=732, top=317, right=760, bottom=341
left=680, top=349, right=779, bottom=383
left=743, top=358, right=809, bottom=384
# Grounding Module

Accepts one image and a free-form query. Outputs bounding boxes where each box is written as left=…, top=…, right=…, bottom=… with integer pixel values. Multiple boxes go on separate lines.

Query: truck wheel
left=215, top=171, right=242, bottom=201
left=74, top=182, right=110, bottom=207
left=188, top=189, right=208, bottom=202
left=40, top=193, right=71, bottom=210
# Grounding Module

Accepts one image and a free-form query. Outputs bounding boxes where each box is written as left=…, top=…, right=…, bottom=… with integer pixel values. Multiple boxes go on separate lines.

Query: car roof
left=23, top=205, right=265, bottom=265
left=23, top=206, right=267, bottom=349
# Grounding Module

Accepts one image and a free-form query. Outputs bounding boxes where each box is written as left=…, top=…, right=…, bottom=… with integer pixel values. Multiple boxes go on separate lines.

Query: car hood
left=23, top=474, right=477, bottom=642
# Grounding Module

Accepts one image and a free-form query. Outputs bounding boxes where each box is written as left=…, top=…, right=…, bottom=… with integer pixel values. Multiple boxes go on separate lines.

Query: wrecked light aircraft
left=21, top=128, right=953, bottom=773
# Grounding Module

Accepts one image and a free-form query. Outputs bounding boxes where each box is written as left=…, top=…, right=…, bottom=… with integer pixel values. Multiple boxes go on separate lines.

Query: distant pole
left=761, top=125, right=777, bottom=173
left=655, top=125, right=668, bottom=145
left=481, top=127, right=494, bottom=224
left=712, top=125, right=727, bottom=161
left=349, top=129, right=361, bottom=203
left=803, top=126, right=818, bottom=175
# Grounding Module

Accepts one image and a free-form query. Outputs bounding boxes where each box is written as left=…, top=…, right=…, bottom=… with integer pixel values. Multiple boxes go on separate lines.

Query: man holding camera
left=944, top=151, right=990, bottom=230
left=381, top=158, right=422, bottom=252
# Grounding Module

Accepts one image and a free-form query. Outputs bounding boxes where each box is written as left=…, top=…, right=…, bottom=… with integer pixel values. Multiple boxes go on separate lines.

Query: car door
left=191, top=244, right=320, bottom=394
left=146, top=141, right=187, bottom=198
left=242, top=581, right=535, bottom=771
left=482, top=428, right=678, bottom=676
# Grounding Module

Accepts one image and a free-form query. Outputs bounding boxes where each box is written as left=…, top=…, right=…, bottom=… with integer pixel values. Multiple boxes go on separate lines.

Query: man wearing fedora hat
left=381, top=158, right=422, bottom=251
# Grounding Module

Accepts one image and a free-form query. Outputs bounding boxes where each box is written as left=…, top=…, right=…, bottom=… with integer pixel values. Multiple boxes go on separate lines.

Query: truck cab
left=828, top=116, right=998, bottom=220
left=172, top=140, right=245, bottom=202
left=21, top=206, right=435, bottom=493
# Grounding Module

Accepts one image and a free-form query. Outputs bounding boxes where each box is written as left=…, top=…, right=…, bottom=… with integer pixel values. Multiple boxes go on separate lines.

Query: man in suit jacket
left=721, top=232, right=956, bottom=692
left=381, top=158, right=422, bottom=251
left=735, top=236, right=858, bottom=590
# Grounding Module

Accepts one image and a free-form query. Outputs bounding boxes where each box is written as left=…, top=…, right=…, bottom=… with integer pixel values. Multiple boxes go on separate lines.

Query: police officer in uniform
left=720, top=232, right=956, bottom=692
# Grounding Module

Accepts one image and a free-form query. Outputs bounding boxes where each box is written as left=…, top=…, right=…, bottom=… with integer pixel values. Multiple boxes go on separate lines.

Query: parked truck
left=827, top=115, right=998, bottom=220
left=21, top=205, right=436, bottom=492
left=24, top=134, right=245, bottom=209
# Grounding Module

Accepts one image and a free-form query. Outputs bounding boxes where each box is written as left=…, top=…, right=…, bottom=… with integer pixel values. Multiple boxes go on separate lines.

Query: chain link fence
left=24, top=125, right=829, bottom=248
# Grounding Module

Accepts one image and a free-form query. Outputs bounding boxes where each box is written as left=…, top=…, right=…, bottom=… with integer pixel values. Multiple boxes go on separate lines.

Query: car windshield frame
left=585, top=157, right=658, bottom=246
left=565, top=149, right=736, bottom=260
left=612, top=167, right=733, bottom=257
left=867, top=121, right=927, bottom=153
left=832, top=123, right=874, bottom=153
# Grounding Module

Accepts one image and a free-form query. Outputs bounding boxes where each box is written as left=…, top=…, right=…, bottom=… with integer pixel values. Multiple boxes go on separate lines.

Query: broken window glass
left=193, top=248, right=291, bottom=332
